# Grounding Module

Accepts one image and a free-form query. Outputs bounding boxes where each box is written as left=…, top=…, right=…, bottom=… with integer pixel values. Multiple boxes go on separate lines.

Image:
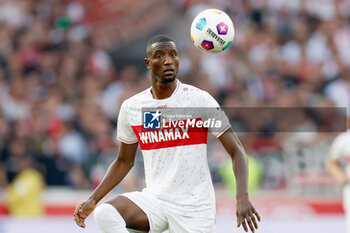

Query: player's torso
left=124, top=81, right=216, bottom=214
left=126, top=81, right=208, bottom=150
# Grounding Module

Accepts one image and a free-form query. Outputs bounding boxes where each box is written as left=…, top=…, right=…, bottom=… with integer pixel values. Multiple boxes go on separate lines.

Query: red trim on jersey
left=117, top=137, right=138, bottom=144
left=215, top=124, right=231, bottom=138
left=131, top=118, right=208, bottom=150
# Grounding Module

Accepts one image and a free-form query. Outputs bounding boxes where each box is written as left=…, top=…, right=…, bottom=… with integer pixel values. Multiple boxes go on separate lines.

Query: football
left=190, top=9, right=235, bottom=53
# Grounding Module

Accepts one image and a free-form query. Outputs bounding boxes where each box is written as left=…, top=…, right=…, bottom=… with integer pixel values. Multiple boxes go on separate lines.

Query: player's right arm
left=326, top=133, right=349, bottom=186
left=326, top=156, right=349, bottom=186
left=73, top=141, right=138, bottom=228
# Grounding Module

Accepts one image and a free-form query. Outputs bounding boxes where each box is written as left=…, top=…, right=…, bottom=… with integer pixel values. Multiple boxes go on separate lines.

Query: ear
left=144, top=58, right=150, bottom=70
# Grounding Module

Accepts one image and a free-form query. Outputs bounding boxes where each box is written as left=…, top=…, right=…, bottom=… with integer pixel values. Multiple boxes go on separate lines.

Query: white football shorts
left=121, top=191, right=216, bottom=233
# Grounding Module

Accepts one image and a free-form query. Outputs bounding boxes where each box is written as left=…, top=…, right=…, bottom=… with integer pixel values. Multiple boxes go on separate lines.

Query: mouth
left=163, top=68, right=174, bottom=75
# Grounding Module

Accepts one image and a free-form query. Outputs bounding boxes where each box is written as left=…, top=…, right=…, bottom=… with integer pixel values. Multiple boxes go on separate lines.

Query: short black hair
left=146, top=34, right=174, bottom=49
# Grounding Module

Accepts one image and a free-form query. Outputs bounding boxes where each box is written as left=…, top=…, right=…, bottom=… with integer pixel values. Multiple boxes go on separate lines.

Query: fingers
left=74, top=212, right=86, bottom=228
left=237, top=208, right=260, bottom=233
left=250, top=211, right=258, bottom=229
left=245, top=211, right=255, bottom=233
left=73, top=203, right=86, bottom=228
left=252, top=208, right=261, bottom=222
left=237, top=214, right=241, bottom=227
left=74, top=216, right=86, bottom=228
left=242, top=218, right=248, bottom=232
left=237, top=214, right=249, bottom=232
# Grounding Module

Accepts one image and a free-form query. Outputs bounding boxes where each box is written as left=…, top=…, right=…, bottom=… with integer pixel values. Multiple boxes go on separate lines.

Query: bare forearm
left=219, top=129, right=249, bottom=197
left=89, top=158, right=134, bottom=203
left=219, top=129, right=260, bottom=232
left=232, top=147, right=249, bottom=197
left=326, top=159, right=348, bottom=185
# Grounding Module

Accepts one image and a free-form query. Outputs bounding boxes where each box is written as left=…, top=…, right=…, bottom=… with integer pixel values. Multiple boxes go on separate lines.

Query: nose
left=164, top=54, right=173, bottom=65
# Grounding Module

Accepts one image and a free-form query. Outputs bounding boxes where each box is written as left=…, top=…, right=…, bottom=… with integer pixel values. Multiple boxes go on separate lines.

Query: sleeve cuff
left=117, top=137, right=138, bottom=144
left=215, top=124, right=231, bottom=138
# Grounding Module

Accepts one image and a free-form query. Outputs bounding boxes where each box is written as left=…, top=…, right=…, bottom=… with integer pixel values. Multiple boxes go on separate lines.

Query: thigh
left=107, top=195, right=149, bottom=231
left=109, top=192, right=168, bottom=233
left=167, top=214, right=216, bottom=233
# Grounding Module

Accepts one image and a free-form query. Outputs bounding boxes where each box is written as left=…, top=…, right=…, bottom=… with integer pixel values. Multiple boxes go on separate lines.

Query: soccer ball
left=190, top=9, right=235, bottom=53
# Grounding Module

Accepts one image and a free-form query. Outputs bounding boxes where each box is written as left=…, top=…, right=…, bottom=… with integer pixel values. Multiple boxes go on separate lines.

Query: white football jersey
left=329, top=130, right=350, bottom=179
left=117, top=80, right=230, bottom=218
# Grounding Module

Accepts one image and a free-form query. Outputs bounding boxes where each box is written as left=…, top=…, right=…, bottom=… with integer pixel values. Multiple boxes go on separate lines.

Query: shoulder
left=330, top=131, right=350, bottom=155
left=179, top=82, right=213, bottom=99
left=329, top=131, right=350, bottom=159
left=120, top=88, right=151, bottom=109
left=177, top=81, right=218, bottom=107
left=334, top=131, right=350, bottom=144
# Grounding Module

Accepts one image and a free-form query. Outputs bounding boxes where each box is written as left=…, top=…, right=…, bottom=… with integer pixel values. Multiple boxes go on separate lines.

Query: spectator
left=4, top=155, right=45, bottom=216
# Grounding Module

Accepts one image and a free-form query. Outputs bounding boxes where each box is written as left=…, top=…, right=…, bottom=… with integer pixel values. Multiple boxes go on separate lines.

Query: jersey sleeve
left=200, top=91, right=231, bottom=138
left=328, top=134, right=346, bottom=160
left=116, top=101, right=138, bottom=144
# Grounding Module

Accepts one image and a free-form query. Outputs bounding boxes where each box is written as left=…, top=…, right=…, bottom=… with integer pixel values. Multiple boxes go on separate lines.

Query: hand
left=73, top=199, right=96, bottom=228
left=236, top=194, right=261, bottom=233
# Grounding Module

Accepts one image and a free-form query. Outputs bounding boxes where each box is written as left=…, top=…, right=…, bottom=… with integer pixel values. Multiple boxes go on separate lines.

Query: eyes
left=154, top=52, right=177, bottom=59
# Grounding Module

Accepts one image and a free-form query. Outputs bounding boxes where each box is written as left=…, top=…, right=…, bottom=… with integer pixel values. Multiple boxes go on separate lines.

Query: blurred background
left=0, top=0, right=349, bottom=232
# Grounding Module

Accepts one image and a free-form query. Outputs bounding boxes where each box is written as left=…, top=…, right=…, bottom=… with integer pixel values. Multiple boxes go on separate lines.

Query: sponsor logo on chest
left=132, top=118, right=208, bottom=150
left=138, top=127, right=189, bottom=144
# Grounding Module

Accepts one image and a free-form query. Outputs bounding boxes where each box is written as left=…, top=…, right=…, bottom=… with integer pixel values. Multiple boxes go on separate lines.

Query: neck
left=151, top=76, right=177, bottom=100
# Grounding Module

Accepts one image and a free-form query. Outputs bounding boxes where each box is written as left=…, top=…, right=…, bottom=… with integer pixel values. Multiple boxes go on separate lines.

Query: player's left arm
left=326, top=156, right=349, bottom=185
left=219, top=127, right=261, bottom=233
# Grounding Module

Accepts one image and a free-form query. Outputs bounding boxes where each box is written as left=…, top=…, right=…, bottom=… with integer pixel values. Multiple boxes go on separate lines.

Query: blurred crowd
left=0, top=0, right=349, bottom=199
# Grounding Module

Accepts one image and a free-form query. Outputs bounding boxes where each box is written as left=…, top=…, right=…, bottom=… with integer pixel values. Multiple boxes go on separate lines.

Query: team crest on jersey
left=143, top=110, right=161, bottom=129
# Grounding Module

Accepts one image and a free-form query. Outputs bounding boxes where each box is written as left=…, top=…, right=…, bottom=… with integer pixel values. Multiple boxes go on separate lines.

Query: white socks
left=94, top=203, right=129, bottom=233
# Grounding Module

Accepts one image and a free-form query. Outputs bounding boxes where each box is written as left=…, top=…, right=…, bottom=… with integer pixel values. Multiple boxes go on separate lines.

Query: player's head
left=145, top=34, right=179, bottom=83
